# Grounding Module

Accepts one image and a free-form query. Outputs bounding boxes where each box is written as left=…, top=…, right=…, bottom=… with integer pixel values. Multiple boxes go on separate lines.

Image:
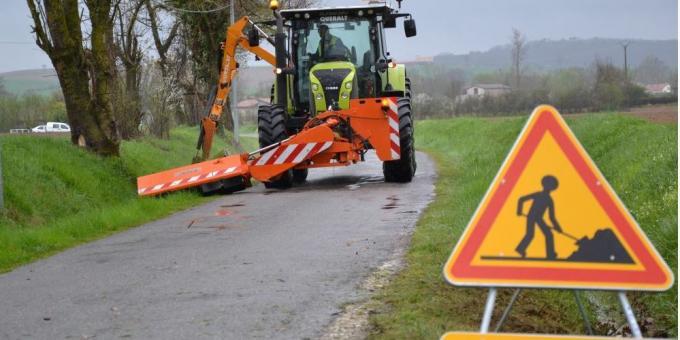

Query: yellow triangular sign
left=443, top=105, right=673, bottom=290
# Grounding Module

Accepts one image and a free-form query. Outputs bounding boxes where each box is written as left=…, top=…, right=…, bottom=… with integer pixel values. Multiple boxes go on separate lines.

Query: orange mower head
left=137, top=154, right=251, bottom=197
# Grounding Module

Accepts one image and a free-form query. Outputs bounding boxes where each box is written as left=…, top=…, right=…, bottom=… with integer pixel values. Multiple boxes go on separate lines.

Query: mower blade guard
left=249, top=124, right=335, bottom=182
left=137, top=154, right=250, bottom=196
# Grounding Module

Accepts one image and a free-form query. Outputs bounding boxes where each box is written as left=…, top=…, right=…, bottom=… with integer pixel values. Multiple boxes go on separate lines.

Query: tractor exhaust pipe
left=273, top=6, right=288, bottom=109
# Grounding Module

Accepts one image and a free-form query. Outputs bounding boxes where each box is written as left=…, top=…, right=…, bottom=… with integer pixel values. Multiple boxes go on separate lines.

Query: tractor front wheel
left=258, top=104, right=294, bottom=189
left=383, top=92, right=416, bottom=183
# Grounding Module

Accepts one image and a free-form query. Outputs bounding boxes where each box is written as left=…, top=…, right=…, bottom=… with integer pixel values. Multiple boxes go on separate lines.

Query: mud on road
left=0, top=152, right=435, bottom=339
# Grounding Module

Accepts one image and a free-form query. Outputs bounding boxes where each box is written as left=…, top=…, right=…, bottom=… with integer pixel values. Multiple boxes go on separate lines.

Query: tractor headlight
left=312, top=83, right=319, bottom=91
left=342, top=93, right=348, bottom=99
left=316, top=93, right=322, bottom=100
left=345, top=82, right=352, bottom=90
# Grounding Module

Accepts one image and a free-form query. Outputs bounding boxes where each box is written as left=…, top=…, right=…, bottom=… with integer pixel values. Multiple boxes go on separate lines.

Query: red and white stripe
left=386, top=99, right=401, bottom=160
left=138, top=166, right=238, bottom=195
left=254, top=142, right=333, bottom=166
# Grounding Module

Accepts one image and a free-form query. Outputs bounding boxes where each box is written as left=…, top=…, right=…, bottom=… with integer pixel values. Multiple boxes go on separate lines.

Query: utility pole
left=621, top=41, right=630, bottom=82
left=230, top=0, right=240, bottom=143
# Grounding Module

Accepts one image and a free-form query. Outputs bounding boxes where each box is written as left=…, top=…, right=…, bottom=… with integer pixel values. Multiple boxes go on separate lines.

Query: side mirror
left=404, top=18, right=417, bottom=37
left=248, top=28, right=260, bottom=47
left=384, top=15, right=397, bottom=28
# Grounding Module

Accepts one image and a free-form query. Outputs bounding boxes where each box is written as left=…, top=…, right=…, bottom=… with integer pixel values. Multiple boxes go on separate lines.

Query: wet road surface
left=0, top=152, right=435, bottom=339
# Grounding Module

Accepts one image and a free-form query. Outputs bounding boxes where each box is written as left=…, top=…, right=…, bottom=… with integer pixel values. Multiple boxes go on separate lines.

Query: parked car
left=32, top=122, right=71, bottom=133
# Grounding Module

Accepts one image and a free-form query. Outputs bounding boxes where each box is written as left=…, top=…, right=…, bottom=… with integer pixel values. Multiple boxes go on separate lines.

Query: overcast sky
left=0, top=0, right=677, bottom=72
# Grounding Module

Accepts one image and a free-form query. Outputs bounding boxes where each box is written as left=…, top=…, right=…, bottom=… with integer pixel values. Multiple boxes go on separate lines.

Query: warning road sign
left=443, top=105, right=673, bottom=290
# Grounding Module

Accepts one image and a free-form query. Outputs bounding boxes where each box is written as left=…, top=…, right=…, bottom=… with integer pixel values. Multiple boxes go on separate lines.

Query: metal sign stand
left=618, top=291, right=643, bottom=338
left=479, top=288, right=643, bottom=338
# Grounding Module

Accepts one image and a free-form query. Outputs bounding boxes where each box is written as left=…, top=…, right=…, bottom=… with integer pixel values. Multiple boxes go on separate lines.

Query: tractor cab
left=278, top=4, right=416, bottom=119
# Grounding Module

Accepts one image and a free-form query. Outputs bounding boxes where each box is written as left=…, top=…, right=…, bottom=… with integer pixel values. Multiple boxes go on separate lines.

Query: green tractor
left=254, top=1, right=418, bottom=188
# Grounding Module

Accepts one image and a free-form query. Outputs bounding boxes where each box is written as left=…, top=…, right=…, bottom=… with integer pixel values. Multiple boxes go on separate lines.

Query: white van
left=33, top=122, right=71, bottom=133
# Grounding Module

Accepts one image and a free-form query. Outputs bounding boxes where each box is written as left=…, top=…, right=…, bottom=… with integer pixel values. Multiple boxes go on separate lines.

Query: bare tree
left=634, top=55, right=672, bottom=85
left=27, top=0, right=120, bottom=156
left=113, top=0, right=146, bottom=139
left=144, top=0, right=180, bottom=77
left=511, top=28, right=526, bottom=90
left=140, top=61, right=178, bottom=139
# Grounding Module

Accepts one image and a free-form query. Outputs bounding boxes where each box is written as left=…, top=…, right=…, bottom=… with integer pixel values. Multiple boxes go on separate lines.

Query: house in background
left=457, top=84, right=511, bottom=102
left=643, top=83, right=672, bottom=96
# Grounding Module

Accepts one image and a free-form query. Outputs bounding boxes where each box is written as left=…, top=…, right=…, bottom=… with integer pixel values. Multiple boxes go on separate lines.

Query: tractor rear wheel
left=258, top=105, right=294, bottom=189
left=383, top=81, right=416, bottom=183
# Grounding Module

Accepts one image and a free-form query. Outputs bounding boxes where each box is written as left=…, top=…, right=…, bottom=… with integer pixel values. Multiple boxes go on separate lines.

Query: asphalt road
left=0, top=152, right=435, bottom=339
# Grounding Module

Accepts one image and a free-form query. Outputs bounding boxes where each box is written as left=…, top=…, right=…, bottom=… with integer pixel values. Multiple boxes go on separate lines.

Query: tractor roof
left=280, top=3, right=395, bottom=20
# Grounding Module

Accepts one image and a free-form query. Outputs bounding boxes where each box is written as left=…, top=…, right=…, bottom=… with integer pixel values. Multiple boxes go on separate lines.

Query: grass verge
left=369, top=113, right=677, bottom=338
left=0, top=126, right=255, bottom=273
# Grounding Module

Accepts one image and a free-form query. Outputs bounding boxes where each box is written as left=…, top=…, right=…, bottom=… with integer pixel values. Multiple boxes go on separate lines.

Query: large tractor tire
left=258, top=105, right=294, bottom=189
left=383, top=78, right=416, bottom=183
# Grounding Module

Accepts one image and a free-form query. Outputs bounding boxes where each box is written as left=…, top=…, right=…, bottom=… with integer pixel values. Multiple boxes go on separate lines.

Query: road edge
left=319, top=151, right=437, bottom=339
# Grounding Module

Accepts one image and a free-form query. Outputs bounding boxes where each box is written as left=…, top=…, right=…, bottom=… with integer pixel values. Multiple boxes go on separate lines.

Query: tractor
left=136, top=1, right=418, bottom=196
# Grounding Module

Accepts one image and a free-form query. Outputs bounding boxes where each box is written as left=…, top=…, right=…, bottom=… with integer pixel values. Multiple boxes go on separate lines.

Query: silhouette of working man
left=515, top=175, right=563, bottom=259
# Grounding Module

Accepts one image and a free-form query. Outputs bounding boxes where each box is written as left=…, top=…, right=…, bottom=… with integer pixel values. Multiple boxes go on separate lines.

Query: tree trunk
left=86, top=0, right=119, bottom=156
left=27, top=0, right=120, bottom=156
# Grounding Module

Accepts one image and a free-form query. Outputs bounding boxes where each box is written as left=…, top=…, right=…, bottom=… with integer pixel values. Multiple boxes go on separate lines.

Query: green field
left=369, top=113, right=677, bottom=338
left=0, top=127, right=256, bottom=272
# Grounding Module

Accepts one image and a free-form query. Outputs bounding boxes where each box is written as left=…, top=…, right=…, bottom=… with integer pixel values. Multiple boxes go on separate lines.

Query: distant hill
left=434, top=38, right=678, bottom=72
left=0, top=68, right=61, bottom=96
left=3, top=38, right=676, bottom=97
left=0, top=66, right=274, bottom=98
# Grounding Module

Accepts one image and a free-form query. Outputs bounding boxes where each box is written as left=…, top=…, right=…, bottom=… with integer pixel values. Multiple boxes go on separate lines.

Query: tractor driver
left=313, top=24, right=350, bottom=62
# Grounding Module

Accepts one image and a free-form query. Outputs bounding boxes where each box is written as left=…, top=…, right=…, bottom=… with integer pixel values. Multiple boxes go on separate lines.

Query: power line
left=151, top=0, right=231, bottom=14
left=0, top=41, right=35, bottom=45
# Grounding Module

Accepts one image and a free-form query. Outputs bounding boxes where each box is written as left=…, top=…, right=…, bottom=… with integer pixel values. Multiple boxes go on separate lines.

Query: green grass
left=0, top=126, right=255, bottom=272
left=369, top=113, right=677, bottom=338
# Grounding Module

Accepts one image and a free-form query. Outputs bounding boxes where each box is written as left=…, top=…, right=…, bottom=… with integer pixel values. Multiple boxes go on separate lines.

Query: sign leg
left=618, top=291, right=642, bottom=338
left=480, top=288, right=497, bottom=333
left=494, top=288, right=521, bottom=332
left=573, top=290, right=593, bottom=335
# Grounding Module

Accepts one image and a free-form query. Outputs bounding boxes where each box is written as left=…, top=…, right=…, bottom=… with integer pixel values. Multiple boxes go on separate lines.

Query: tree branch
left=26, top=0, right=52, bottom=53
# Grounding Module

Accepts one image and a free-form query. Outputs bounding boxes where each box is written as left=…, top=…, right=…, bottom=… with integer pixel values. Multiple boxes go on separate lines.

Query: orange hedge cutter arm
left=196, top=16, right=276, bottom=162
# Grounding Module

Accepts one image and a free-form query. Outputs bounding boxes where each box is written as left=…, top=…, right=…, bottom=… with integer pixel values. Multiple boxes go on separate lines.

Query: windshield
left=294, top=18, right=377, bottom=110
